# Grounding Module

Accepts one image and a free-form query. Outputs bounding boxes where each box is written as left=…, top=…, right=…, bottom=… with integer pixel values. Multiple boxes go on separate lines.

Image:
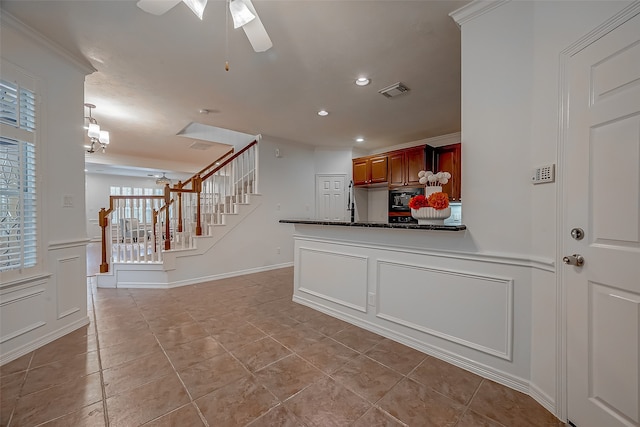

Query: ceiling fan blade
left=239, top=0, right=273, bottom=52
left=136, top=0, right=182, bottom=16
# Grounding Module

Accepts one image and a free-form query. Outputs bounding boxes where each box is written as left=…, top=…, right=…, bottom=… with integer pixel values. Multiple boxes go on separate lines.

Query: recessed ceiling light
left=355, top=77, right=370, bottom=86
left=317, top=110, right=329, bottom=116
left=355, top=137, right=365, bottom=143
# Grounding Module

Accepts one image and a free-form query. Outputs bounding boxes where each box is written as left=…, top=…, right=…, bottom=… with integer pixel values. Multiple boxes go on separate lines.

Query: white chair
left=119, top=218, right=147, bottom=242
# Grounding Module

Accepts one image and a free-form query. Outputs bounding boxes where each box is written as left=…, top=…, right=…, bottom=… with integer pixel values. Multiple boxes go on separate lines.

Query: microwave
left=389, top=187, right=424, bottom=223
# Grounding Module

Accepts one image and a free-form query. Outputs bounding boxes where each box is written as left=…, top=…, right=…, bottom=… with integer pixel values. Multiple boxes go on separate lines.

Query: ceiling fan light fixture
left=182, top=0, right=208, bottom=20
left=229, top=0, right=256, bottom=29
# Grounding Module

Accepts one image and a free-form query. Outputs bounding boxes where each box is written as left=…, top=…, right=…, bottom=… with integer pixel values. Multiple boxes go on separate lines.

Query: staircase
left=95, top=140, right=261, bottom=288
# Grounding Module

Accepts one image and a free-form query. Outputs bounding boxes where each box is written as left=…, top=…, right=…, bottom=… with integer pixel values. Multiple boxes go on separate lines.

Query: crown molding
left=1, top=11, right=96, bottom=75
left=449, top=0, right=510, bottom=28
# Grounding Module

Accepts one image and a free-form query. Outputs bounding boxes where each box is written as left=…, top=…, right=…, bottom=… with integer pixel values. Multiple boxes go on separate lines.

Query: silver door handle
left=563, top=254, right=584, bottom=267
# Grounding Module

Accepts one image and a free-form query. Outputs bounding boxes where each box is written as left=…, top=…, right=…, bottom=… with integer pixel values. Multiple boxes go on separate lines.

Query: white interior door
left=316, top=174, right=346, bottom=221
left=565, top=11, right=640, bottom=427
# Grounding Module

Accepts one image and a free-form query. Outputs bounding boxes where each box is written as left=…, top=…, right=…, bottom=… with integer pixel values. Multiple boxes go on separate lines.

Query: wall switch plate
left=63, top=195, right=73, bottom=208
left=532, top=164, right=555, bottom=184
left=368, top=292, right=376, bottom=306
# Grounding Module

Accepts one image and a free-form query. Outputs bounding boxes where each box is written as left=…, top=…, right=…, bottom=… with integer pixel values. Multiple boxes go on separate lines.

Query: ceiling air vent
left=378, top=82, right=410, bottom=98
left=189, top=141, right=213, bottom=151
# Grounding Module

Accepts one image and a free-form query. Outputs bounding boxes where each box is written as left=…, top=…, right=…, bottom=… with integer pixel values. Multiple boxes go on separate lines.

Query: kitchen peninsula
left=279, top=219, right=466, bottom=231
left=280, top=218, right=521, bottom=388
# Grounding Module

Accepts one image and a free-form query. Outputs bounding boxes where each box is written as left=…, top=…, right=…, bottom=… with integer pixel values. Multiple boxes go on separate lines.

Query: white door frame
left=556, top=2, right=640, bottom=422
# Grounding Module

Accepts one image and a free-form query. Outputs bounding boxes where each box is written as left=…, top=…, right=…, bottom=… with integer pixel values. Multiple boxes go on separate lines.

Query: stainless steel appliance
left=388, top=187, right=424, bottom=223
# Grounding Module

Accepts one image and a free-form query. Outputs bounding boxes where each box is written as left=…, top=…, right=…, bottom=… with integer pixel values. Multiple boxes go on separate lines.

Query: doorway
left=315, top=174, right=347, bottom=221
left=562, top=6, right=640, bottom=426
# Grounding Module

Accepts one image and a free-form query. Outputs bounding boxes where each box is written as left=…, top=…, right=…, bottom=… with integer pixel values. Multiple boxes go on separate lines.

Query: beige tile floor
left=0, top=267, right=564, bottom=426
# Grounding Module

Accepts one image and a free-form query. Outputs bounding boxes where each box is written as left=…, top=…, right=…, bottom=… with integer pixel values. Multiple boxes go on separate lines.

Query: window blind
left=0, top=77, right=37, bottom=273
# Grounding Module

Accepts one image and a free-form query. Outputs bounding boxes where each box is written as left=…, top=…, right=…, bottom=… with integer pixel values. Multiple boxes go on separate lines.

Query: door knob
left=563, top=254, right=584, bottom=267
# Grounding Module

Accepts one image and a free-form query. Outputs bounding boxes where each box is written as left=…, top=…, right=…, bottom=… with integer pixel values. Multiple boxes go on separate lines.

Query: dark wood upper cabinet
left=352, top=143, right=460, bottom=196
left=388, top=145, right=427, bottom=187
left=433, top=143, right=461, bottom=201
left=352, top=155, right=388, bottom=186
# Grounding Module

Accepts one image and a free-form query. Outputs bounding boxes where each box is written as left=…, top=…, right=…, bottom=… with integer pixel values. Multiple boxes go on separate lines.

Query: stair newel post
left=177, top=181, right=183, bottom=233
left=99, top=208, right=109, bottom=273
left=195, top=174, right=202, bottom=236
left=164, top=183, right=171, bottom=251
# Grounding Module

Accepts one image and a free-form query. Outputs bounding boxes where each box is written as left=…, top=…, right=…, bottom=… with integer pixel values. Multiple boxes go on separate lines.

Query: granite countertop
left=279, top=219, right=466, bottom=231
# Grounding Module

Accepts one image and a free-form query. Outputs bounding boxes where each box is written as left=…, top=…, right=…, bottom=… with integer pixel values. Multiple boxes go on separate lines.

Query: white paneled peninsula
left=281, top=219, right=538, bottom=401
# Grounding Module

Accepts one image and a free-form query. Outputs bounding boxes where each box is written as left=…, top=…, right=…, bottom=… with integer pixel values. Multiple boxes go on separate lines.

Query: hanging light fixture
left=229, top=0, right=255, bottom=29
left=155, top=173, right=172, bottom=186
left=84, top=103, right=110, bottom=153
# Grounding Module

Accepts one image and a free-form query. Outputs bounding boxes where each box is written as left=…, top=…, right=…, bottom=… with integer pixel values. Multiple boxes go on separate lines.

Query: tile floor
left=0, top=267, right=564, bottom=426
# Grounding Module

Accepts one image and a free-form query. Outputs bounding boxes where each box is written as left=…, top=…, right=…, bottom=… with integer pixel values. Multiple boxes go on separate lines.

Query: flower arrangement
left=408, top=170, right=451, bottom=211
left=408, top=194, right=429, bottom=209
left=418, top=170, right=451, bottom=186
left=427, top=192, right=449, bottom=210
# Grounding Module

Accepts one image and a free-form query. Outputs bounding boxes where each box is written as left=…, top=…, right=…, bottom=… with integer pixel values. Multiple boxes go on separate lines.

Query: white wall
left=0, top=15, right=93, bottom=363
left=454, top=0, right=633, bottom=416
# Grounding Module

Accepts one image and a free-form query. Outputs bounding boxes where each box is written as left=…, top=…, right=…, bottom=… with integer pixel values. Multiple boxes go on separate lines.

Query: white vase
left=411, top=192, right=451, bottom=225
left=425, top=185, right=442, bottom=197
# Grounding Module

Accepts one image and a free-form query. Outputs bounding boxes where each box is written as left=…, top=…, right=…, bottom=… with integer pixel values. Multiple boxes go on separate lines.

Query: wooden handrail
left=202, top=140, right=258, bottom=181
left=181, top=147, right=235, bottom=189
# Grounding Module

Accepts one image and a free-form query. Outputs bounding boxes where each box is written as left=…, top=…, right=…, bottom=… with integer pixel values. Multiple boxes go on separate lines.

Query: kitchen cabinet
left=433, top=143, right=461, bottom=201
left=388, top=145, right=428, bottom=187
left=352, top=155, right=388, bottom=186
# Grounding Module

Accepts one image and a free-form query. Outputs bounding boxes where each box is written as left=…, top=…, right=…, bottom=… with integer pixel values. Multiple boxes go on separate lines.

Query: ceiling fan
left=136, top=0, right=272, bottom=52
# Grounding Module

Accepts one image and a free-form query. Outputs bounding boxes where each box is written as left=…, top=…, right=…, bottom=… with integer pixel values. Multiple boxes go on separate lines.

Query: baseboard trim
left=109, top=262, right=294, bottom=289
left=529, top=383, right=559, bottom=420
left=292, top=294, right=531, bottom=394
left=0, top=316, right=90, bottom=366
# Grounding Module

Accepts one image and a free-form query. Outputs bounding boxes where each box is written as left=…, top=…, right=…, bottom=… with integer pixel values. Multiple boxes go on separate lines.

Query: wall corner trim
left=1, top=11, right=96, bottom=75
left=449, top=0, right=511, bottom=28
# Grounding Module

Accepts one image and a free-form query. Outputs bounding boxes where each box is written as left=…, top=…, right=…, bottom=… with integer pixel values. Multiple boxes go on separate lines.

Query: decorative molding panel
left=0, top=283, right=46, bottom=345
left=48, top=238, right=91, bottom=251
left=294, top=235, right=555, bottom=272
left=297, top=247, right=368, bottom=313
left=376, top=260, right=513, bottom=360
left=55, top=256, right=83, bottom=320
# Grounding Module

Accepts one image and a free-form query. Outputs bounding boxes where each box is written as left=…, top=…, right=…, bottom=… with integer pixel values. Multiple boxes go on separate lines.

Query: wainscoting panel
left=298, top=247, right=368, bottom=312
left=0, top=279, right=47, bottom=345
left=376, top=260, right=513, bottom=360
left=56, top=256, right=83, bottom=320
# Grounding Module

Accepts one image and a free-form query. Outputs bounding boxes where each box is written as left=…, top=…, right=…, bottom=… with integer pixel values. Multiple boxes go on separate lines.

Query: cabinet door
left=369, top=156, right=388, bottom=184
left=405, top=147, right=426, bottom=186
left=387, top=151, right=406, bottom=186
left=434, top=143, right=461, bottom=201
left=352, top=158, right=369, bottom=186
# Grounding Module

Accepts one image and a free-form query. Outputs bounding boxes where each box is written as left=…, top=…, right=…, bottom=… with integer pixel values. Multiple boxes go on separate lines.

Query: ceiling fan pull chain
left=225, top=0, right=230, bottom=71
